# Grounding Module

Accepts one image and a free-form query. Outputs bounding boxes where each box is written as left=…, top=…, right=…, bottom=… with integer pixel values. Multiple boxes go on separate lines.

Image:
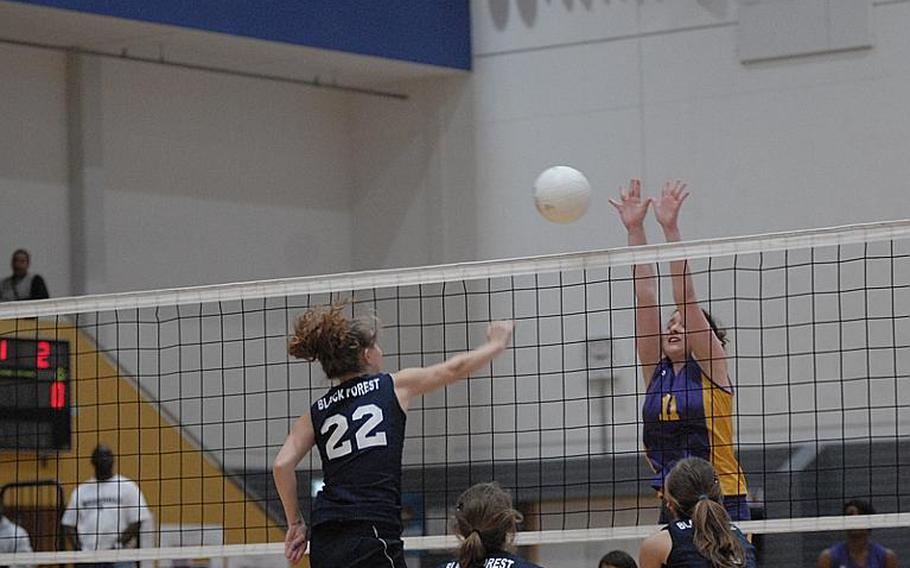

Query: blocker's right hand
left=284, top=521, right=308, bottom=564
left=608, top=178, right=652, bottom=231
left=487, top=320, right=515, bottom=348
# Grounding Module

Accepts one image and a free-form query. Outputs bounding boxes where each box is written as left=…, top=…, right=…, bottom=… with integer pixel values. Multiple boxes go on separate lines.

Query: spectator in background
left=61, top=445, right=151, bottom=568
left=0, top=502, right=33, bottom=568
left=599, top=549, right=637, bottom=568
left=817, top=499, right=898, bottom=568
left=0, top=249, right=49, bottom=302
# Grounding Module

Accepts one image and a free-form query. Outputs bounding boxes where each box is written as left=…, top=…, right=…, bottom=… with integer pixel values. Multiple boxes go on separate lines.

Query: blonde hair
left=454, top=483, right=522, bottom=568
left=665, top=457, right=744, bottom=568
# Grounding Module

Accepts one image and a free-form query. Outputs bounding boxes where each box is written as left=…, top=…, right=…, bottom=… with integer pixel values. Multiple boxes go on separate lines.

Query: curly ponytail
left=454, top=483, right=522, bottom=568
left=665, top=457, right=745, bottom=568
left=288, top=303, right=377, bottom=379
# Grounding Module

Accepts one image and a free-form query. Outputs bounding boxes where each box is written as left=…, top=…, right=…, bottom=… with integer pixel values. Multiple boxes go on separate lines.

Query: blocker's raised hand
left=653, top=180, right=690, bottom=230
left=609, top=178, right=652, bottom=231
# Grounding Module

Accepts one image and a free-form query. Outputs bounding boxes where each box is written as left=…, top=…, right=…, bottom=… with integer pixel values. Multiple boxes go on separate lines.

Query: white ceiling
left=0, top=1, right=463, bottom=92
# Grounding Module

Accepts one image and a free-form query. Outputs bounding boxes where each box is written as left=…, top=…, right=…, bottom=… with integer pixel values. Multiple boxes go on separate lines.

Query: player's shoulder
left=0, top=516, right=19, bottom=531
left=667, top=517, right=694, bottom=532
left=109, top=474, right=141, bottom=492
left=871, top=541, right=897, bottom=559
left=72, top=477, right=97, bottom=495
left=12, top=521, right=29, bottom=538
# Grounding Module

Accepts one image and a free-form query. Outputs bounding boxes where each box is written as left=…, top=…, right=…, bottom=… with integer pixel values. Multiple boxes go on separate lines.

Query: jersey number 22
left=321, top=404, right=388, bottom=460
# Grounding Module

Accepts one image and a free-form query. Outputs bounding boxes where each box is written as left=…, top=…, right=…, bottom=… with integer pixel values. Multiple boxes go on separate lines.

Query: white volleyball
left=533, top=166, right=592, bottom=224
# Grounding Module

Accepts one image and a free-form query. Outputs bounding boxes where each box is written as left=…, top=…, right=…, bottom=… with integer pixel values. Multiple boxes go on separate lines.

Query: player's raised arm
left=654, top=180, right=730, bottom=388
left=393, top=320, right=514, bottom=410
left=609, top=178, right=662, bottom=385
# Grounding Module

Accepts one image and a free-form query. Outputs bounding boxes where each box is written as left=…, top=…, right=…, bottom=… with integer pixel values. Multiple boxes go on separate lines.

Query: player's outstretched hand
left=487, top=321, right=515, bottom=348
left=609, top=178, right=652, bottom=231
left=653, top=180, right=689, bottom=230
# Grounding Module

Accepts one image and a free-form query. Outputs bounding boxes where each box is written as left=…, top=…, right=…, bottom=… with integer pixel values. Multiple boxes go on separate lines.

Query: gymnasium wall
left=10, top=3, right=908, bottom=290
left=3, top=2, right=909, bottom=288
left=0, top=46, right=355, bottom=297
left=91, top=57, right=355, bottom=293
left=0, top=45, right=70, bottom=296
left=351, top=0, right=910, bottom=267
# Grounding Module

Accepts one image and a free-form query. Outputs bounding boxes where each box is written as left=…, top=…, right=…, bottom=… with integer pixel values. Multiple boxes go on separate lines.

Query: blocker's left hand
left=653, top=180, right=689, bottom=230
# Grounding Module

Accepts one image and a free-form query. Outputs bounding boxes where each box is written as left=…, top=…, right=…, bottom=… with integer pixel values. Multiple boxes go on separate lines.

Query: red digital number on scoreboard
left=0, top=339, right=7, bottom=362
left=37, top=340, right=51, bottom=369
left=50, top=382, right=66, bottom=410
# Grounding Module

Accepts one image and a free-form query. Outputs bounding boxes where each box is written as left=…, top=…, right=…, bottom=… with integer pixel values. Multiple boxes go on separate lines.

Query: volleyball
left=533, top=165, right=592, bottom=223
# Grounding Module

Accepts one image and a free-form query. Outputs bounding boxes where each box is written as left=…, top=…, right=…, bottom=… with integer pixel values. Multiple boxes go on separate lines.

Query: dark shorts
left=309, top=521, right=406, bottom=568
left=659, top=493, right=751, bottom=523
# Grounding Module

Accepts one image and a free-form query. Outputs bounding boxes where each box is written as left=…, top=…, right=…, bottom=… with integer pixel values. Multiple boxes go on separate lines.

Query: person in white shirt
left=61, top=445, right=152, bottom=568
left=0, top=502, right=33, bottom=568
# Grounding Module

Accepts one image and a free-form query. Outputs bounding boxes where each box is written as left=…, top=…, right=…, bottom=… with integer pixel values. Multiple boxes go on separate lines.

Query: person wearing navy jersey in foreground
left=273, top=303, right=514, bottom=567
left=639, top=457, right=756, bottom=568
left=439, top=482, right=544, bottom=568
left=817, top=499, right=897, bottom=568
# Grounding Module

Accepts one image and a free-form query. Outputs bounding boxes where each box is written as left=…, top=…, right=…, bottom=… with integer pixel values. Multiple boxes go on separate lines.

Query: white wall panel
left=0, top=45, right=70, bottom=296
left=472, top=38, right=641, bottom=124
left=472, top=0, right=639, bottom=56
left=94, top=58, right=355, bottom=291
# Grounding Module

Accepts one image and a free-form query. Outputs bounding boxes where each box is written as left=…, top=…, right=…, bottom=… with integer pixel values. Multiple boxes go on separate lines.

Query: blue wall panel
left=10, top=1, right=472, bottom=70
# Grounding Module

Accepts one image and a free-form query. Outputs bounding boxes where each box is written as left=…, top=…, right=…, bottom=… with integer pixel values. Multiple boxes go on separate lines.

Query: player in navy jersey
left=439, top=482, right=544, bottom=568
left=273, top=303, right=514, bottom=567
left=610, top=180, right=748, bottom=521
left=639, top=457, right=756, bottom=568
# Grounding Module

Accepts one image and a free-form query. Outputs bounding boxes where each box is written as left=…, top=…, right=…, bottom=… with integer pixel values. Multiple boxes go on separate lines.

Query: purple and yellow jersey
left=642, top=357, right=747, bottom=497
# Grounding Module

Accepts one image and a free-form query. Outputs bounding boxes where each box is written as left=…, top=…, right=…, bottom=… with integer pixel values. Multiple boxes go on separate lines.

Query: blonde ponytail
left=666, top=457, right=745, bottom=568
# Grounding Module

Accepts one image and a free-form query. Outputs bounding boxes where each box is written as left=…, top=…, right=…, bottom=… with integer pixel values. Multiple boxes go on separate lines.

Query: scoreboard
left=0, top=337, right=71, bottom=450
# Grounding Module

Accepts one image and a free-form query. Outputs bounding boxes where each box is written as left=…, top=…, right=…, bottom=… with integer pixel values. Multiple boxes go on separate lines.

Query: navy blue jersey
left=664, top=518, right=757, bottom=567
left=310, top=373, right=406, bottom=528
left=438, top=551, right=544, bottom=568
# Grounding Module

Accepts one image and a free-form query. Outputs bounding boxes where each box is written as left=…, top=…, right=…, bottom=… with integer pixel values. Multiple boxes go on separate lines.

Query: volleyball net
left=0, top=219, right=908, bottom=566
